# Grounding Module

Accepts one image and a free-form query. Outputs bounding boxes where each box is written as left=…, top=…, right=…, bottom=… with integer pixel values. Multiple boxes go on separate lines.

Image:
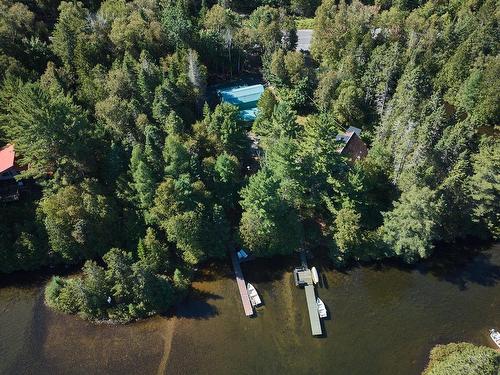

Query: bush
left=423, top=342, right=500, bottom=375
left=45, top=277, right=84, bottom=314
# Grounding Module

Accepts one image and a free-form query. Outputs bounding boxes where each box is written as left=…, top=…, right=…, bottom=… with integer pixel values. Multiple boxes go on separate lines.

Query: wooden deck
left=230, top=252, right=254, bottom=317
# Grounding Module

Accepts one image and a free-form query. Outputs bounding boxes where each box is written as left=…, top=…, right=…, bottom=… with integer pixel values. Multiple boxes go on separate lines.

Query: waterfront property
left=217, top=84, right=264, bottom=121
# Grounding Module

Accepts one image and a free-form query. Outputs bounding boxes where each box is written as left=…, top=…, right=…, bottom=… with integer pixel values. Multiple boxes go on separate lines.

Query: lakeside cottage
left=336, top=126, right=368, bottom=162
left=0, top=144, right=23, bottom=202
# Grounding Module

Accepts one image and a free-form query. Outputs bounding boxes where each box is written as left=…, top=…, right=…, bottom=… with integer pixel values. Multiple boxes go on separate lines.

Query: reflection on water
left=0, top=245, right=499, bottom=375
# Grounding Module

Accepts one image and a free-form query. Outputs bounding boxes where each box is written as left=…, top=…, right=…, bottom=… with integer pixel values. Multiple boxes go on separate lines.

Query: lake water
left=1, top=244, right=499, bottom=375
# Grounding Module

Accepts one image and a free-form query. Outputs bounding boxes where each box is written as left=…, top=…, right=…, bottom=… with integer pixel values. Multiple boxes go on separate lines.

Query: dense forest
left=0, top=0, right=498, bottom=322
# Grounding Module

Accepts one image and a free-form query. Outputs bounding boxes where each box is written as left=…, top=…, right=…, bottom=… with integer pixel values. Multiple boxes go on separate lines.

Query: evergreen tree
left=469, top=137, right=500, bottom=239
left=1, top=80, right=93, bottom=179
left=381, top=186, right=443, bottom=263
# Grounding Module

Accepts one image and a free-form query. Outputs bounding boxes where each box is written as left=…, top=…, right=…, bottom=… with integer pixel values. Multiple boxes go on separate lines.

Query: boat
left=247, top=283, right=262, bottom=307
left=237, top=249, right=248, bottom=261
left=490, top=329, right=500, bottom=348
left=316, top=297, right=327, bottom=318
left=311, top=267, right=319, bottom=284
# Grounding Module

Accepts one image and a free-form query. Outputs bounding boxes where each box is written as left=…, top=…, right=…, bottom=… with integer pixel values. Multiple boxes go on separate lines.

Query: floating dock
left=294, top=251, right=322, bottom=336
left=230, top=251, right=254, bottom=317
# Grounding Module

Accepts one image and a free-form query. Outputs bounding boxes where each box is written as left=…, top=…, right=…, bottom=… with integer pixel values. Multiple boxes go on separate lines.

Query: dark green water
left=1, top=244, right=499, bottom=375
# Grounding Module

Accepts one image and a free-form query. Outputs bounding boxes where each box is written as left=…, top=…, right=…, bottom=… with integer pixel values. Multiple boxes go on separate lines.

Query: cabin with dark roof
left=0, top=144, right=23, bottom=202
left=336, top=126, right=368, bottom=162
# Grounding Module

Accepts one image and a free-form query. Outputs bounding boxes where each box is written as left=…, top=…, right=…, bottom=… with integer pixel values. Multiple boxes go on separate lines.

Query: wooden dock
left=305, top=284, right=322, bottom=335
left=230, top=251, right=254, bottom=317
left=295, top=250, right=323, bottom=336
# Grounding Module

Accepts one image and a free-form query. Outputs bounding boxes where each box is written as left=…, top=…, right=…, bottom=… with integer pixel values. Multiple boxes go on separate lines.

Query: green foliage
left=331, top=204, right=363, bottom=260
left=138, top=228, right=170, bottom=272
left=45, top=248, right=177, bottom=323
left=423, top=342, right=500, bottom=375
left=469, top=137, right=500, bottom=239
left=382, top=186, right=442, bottom=263
left=206, top=103, right=249, bottom=159
left=255, top=88, right=277, bottom=121
left=40, top=180, right=118, bottom=262
left=151, top=174, right=230, bottom=264
left=295, top=17, right=315, bottom=28
left=254, top=100, right=300, bottom=141
left=161, top=0, right=193, bottom=48
left=240, top=170, right=303, bottom=256
left=130, top=144, right=157, bottom=215
left=2, top=0, right=499, bottom=328
left=1, top=79, right=93, bottom=180
left=263, top=49, right=314, bottom=108
left=0, top=198, right=48, bottom=273
left=245, top=6, right=297, bottom=53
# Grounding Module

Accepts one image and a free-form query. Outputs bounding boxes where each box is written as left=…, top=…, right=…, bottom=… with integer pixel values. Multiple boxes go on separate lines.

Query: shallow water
left=1, top=244, right=499, bottom=375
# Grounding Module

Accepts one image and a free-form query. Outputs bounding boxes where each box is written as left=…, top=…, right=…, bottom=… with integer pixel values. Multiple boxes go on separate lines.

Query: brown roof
left=341, top=133, right=368, bottom=162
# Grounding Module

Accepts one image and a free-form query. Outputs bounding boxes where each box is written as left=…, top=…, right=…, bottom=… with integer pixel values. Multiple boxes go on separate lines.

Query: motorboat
left=490, top=329, right=500, bottom=348
left=311, top=267, right=319, bottom=284
left=247, top=283, right=262, bottom=306
left=317, top=297, right=327, bottom=318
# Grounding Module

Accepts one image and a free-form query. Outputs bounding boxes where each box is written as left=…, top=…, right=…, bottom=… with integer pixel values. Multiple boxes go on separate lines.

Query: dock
left=305, top=285, right=322, bottom=335
left=230, top=251, right=254, bottom=317
left=294, top=251, right=322, bottom=336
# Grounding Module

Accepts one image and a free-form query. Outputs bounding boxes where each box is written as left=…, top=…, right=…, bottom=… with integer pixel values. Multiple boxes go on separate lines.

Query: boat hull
left=247, top=283, right=262, bottom=307
left=316, top=298, right=327, bottom=318
left=311, top=267, right=319, bottom=284
left=490, top=329, right=500, bottom=348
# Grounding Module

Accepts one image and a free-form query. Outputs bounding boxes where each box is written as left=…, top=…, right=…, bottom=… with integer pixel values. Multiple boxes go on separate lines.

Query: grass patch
left=295, top=17, right=315, bottom=29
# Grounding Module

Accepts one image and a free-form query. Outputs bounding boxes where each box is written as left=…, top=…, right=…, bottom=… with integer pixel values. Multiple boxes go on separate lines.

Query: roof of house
left=217, top=84, right=264, bottom=106
left=335, top=127, right=368, bottom=161
left=0, top=144, right=15, bottom=174
left=336, top=126, right=362, bottom=144
left=217, top=84, right=264, bottom=121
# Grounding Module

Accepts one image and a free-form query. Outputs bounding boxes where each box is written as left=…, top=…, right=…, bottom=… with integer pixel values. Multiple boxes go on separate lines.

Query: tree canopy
left=0, top=0, right=497, bottom=323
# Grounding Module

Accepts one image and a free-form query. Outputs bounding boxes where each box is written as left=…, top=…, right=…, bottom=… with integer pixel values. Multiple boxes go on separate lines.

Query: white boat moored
left=311, top=267, right=319, bottom=284
left=490, top=329, right=500, bottom=348
left=316, top=297, right=327, bottom=318
left=247, top=283, right=262, bottom=307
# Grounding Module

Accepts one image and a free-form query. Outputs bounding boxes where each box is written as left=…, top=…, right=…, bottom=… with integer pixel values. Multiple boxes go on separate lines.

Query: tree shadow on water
left=241, top=255, right=296, bottom=284
left=420, top=246, right=500, bottom=291
left=359, top=242, right=500, bottom=291
left=171, top=290, right=222, bottom=319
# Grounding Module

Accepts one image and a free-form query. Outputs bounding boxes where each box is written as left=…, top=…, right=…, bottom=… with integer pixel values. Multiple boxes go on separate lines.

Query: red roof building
left=0, top=144, right=15, bottom=175
left=0, top=144, right=22, bottom=201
